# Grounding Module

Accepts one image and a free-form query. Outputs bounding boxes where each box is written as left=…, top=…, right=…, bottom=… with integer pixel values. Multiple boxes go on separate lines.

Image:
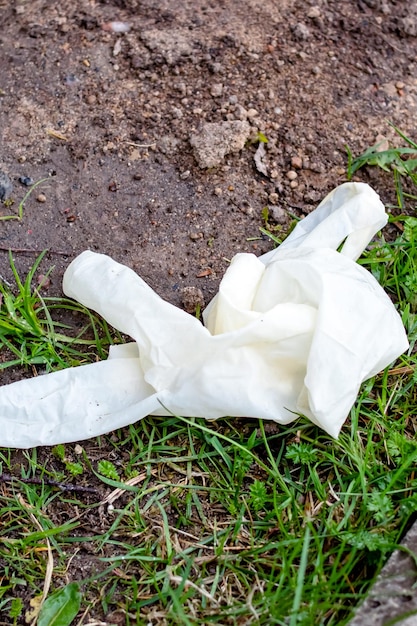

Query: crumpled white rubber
left=0, top=182, right=409, bottom=447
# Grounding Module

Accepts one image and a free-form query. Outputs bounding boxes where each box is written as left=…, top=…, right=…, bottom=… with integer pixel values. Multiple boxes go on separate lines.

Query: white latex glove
left=0, top=182, right=409, bottom=447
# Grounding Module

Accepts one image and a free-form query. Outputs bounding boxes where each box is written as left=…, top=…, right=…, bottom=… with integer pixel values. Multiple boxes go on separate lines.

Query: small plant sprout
left=0, top=177, right=50, bottom=221
left=0, top=251, right=122, bottom=372
left=347, top=123, right=417, bottom=209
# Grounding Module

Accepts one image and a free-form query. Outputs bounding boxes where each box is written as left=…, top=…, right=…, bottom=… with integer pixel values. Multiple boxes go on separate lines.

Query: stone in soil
left=0, top=170, right=13, bottom=201
left=348, top=521, right=417, bottom=626
left=190, top=121, right=251, bottom=169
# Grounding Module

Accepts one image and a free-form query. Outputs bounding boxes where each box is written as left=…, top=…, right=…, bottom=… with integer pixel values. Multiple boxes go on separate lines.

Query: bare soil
left=1, top=0, right=417, bottom=307
left=1, top=0, right=417, bottom=623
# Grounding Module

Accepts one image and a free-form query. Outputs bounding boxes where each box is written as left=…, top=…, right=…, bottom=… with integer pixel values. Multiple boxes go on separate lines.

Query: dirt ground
left=1, top=0, right=417, bottom=311
left=1, top=0, right=417, bottom=622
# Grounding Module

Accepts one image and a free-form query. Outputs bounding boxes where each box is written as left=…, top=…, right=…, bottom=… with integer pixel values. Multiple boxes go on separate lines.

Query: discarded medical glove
left=0, top=182, right=409, bottom=447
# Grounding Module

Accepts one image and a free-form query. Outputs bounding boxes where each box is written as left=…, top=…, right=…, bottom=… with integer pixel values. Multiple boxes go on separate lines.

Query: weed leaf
left=37, top=583, right=81, bottom=626
left=97, top=459, right=119, bottom=480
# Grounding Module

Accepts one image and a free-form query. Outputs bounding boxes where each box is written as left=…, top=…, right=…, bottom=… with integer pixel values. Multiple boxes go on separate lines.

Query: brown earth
left=1, top=0, right=417, bottom=623
left=1, top=0, right=417, bottom=310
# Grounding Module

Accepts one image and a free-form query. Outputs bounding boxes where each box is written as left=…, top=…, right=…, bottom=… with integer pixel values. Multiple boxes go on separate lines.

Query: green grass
left=0, top=177, right=50, bottom=221
left=1, top=133, right=417, bottom=624
left=0, top=250, right=122, bottom=371
left=347, top=122, right=417, bottom=211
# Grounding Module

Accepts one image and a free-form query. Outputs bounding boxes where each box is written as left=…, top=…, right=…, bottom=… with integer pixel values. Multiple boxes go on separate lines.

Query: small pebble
left=307, top=6, right=321, bottom=18
left=309, top=161, right=326, bottom=174
left=292, top=22, right=311, bottom=41
left=102, top=21, right=131, bottom=33
left=172, top=107, right=183, bottom=119
left=286, top=170, right=298, bottom=180
left=269, top=205, right=287, bottom=224
left=0, top=170, right=13, bottom=201
left=233, top=104, right=248, bottom=120
left=180, top=286, right=205, bottom=314
left=37, top=193, right=46, bottom=203
left=113, top=39, right=122, bottom=57
left=37, top=274, right=51, bottom=289
left=210, top=83, right=223, bottom=97
left=291, top=156, right=303, bottom=169
left=19, top=176, right=34, bottom=186
left=210, top=62, right=222, bottom=73
left=240, top=204, right=254, bottom=216
left=290, top=180, right=298, bottom=189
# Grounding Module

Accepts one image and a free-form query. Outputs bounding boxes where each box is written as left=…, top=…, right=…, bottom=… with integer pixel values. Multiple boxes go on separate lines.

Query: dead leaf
left=254, top=142, right=268, bottom=176
left=113, top=39, right=122, bottom=56
left=196, top=269, right=212, bottom=278
left=25, top=595, right=43, bottom=624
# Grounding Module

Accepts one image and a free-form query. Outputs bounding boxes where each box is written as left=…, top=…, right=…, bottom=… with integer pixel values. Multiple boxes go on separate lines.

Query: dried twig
left=123, top=141, right=157, bottom=148
left=388, top=365, right=414, bottom=376
left=100, top=469, right=158, bottom=506
left=0, top=472, right=100, bottom=494
left=18, top=494, right=54, bottom=624
left=0, top=245, right=70, bottom=256
left=170, top=574, right=219, bottom=605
